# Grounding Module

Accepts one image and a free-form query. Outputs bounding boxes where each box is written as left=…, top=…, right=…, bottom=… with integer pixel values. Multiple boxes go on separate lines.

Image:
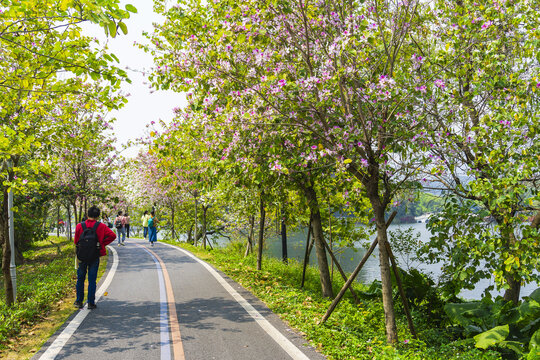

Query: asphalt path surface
left=33, top=239, right=327, bottom=360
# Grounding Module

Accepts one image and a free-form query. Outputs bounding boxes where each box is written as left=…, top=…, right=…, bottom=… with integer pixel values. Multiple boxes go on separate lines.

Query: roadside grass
left=163, top=239, right=501, bottom=360
left=0, top=236, right=108, bottom=359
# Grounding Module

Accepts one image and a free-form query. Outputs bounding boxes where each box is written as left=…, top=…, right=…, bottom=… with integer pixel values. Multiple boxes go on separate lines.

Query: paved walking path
left=32, top=239, right=326, bottom=360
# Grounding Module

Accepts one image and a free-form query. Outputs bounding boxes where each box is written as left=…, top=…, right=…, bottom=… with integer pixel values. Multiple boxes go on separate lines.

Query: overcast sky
left=87, top=0, right=185, bottom=157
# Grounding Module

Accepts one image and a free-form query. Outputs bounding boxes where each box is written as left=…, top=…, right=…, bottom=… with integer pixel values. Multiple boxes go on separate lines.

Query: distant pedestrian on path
left=141, top=210, right=150, bottom=240
left=125, top=212, right=131, bottom=238
left=148, top=211, right=158, bottom=246
left=114, top=210, right=126, bottom=246
left=74, top=206, right=116, bottom=309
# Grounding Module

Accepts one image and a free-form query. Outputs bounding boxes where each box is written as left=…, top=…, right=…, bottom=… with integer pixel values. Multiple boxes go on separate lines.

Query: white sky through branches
left=84, top=0, right=186, bottom=158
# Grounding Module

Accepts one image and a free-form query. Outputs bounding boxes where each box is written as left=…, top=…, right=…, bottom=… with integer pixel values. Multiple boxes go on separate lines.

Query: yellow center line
left=139, top=244, right=185, bottom=360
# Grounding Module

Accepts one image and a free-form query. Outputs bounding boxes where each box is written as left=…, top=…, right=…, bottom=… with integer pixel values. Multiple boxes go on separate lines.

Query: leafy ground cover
left=0, top=236, right=107, bottom=359
left=164, top=240, right=502, bottom=360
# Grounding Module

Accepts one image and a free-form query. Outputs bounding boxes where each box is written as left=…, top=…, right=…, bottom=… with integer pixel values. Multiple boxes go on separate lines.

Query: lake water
left=58, top=222, right=537, bottom=300
left=212, top=222, right=538, bottom=300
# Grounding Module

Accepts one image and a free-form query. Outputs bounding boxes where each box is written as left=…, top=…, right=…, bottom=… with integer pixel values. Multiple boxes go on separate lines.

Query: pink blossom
left=434, top=79, right=445, bottom=89
left=481, top=21, right=493, bottom=29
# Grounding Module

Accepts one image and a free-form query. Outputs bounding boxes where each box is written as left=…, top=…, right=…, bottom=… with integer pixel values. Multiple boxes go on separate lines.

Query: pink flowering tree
left=131, top=121, right=215, bottom=243
left=45, top=92, right=125, bottom=246
left=147, top=0, right=441, bottom=342
left=142, top=117, right=252, bottom=246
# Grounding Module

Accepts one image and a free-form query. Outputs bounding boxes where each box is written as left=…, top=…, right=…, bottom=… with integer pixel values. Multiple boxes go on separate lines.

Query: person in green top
left=141, top=211, right=151, bottom=240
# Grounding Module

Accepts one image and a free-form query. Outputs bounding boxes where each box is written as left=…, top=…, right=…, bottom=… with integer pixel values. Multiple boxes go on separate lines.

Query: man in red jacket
left=74, top=206, right=116, bottom=309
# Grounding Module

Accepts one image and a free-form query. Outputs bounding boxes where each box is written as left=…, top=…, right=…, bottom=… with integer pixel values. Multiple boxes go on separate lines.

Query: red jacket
left=74, top=219, right=117, bottom=257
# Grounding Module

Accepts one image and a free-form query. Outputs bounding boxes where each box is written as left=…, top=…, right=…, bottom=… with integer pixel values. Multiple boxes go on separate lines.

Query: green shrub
left=445, top=289, right=540, bottom=359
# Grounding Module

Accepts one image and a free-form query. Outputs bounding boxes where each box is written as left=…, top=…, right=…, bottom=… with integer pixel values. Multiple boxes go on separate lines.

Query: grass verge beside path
left=162, top=240, right=501, bottom=360
left=0, top=236, right=108, bottom=360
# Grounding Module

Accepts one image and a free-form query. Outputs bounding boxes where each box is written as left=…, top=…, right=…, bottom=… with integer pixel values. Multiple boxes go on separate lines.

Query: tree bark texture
left=372, top=199, right=398, bottom=344
left=301, top=215, right=313, bottom=288
left=66, top=204, right=73, bottom=241
left=503, top=228, right=521, bottom=304
left=257, top=193, right=265, bottom=271
left=281, top=207, right=288, bottom=264
left=202, top=205, right=208, bottom=249
left=187, top=225, right=193, bottom=244
left=171, top=204, right=176, bottom=240
left=56, top=205, right=60, bottom=238
left=1, top=188, right=14, bottom=305
left=360, top=171, right=398, bottom=344
left=71, top=201, right=77, bottom=228
left=303, top=183, right=333, bottom=298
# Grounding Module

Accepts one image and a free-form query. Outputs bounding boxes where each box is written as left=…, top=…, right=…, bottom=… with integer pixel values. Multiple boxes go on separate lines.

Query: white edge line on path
left=160, top=242, right=311, bottom=360
left=137, top=245, right=172, bottom=360
left=38, top=246, right=119, bottom=360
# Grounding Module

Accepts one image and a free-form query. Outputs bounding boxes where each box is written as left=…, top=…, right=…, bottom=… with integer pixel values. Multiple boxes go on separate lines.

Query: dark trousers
left=126, top=224, right=130, bottom=238
left=76, top=258, right=100, bottom=305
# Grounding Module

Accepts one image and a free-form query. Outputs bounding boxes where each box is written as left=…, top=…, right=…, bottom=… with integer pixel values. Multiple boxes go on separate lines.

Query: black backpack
left=115, top=217, right=123, bottom=229
left=76, top=222, right=101, bottom=263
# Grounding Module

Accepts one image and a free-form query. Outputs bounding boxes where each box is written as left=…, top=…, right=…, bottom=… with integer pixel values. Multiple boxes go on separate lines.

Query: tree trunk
left=56, top=205, right=60, bottom=238
left=78, top=198, right=83, bottom=223
left=1, top=188, right=14, bottom=305
left=281, top=207, right=288, bottom=264
left=328, top=201, right=333, bottom=279
left=257, top=192, right=265, bottom=271
left=369, top=190, right=398, bottom=344
left=303, top=183, right=333, bottom=298
left=66, top=203, right=73, bottom=241
left=171, top=204, right=176, bottom=240
left=504, top=278, right=521, bottom=304
left=194, top=196, right=198, bottom=246
left=348, top=161, right=398, bottom=344
left=202, top=205, right=208, bottom=249
left=301, top=214, right=313, bottom=288
left=531, top=210, right=540, bottom=229
left=503, top=231, right=521, bottom=304
left=187, top=225, right=193, bottom=244
left=71, top=200, right=77, bottom=229
left=245, top=215, right=255, bottom=257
